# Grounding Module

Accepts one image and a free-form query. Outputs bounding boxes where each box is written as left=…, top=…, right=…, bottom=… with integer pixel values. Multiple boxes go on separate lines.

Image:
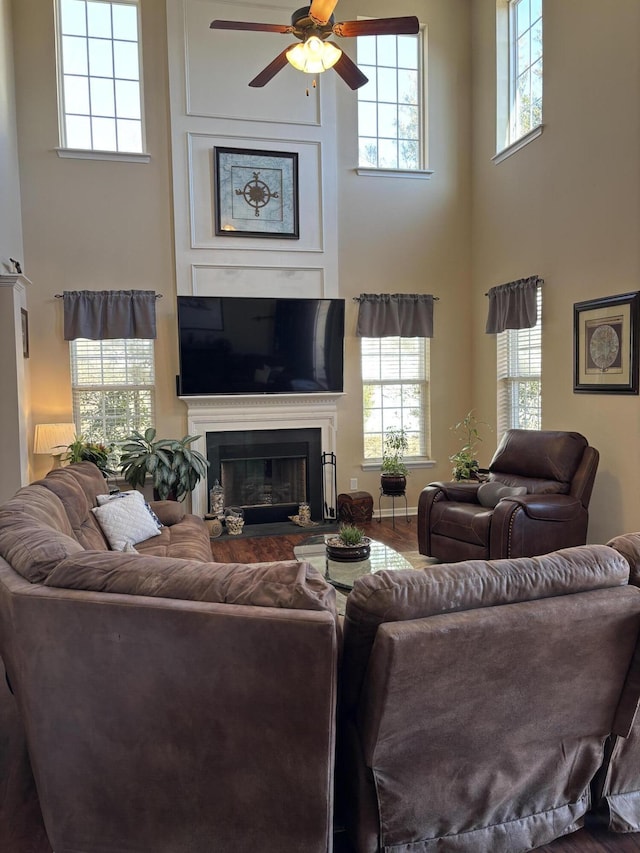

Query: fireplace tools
left=321, top=451, right=337, bottom=521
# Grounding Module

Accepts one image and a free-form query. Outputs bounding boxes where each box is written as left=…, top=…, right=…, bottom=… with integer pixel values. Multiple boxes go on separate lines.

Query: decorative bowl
left=325, top=536, right=371, bottom=562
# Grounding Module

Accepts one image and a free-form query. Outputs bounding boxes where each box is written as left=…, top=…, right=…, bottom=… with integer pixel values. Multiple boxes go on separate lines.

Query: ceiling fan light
left=286, top=37, right=342, bottom=73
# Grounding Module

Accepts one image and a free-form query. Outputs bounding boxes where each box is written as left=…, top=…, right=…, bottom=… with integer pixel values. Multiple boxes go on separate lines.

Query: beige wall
left=0, top=0, right=23, bottom=269
left=11, top=0, right=182, bottom=483
left=470, top=0, right=640, bottom=542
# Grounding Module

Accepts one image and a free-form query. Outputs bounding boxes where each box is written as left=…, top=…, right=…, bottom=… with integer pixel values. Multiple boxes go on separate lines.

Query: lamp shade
left=33, top=423, right=76, bottom=456
left=286, top=37, right=342, bottom=73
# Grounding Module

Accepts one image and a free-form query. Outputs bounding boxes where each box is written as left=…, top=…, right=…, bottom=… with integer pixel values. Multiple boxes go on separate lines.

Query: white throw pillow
left=92, top=493, right=162, bottom=551
left=477, top=482, right=527, bottom=509
left=96, top=490, right=162, bottom=529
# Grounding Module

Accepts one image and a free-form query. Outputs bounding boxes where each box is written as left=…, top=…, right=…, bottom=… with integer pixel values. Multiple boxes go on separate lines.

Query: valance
left=356, top=293, right=435, bottom=338
left=63, top=290, right=157, bottom=340
left=485, top=276, right=542, bottom=334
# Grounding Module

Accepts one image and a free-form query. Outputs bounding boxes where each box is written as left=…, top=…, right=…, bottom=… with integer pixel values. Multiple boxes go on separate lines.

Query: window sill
left=361, top=459, right=436, bottom=472
left=492, top=124, right=544, bottom=165
left=56, top=148, right=151, bottom=164
left=356, top=167, right=434, bottom=180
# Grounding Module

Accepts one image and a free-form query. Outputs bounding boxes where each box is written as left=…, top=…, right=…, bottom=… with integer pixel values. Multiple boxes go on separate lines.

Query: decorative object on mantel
left=573, top=291, right=640, bottom=395
left=209, top=3, right=419, bottom=91
left=288, top=514, right=319, bottom=528
left=325, top=524, right=371, bottom=562
left=209, top=480, right=224, bottom=518
left=10, top=258, right=22, bottom=274
left=224, top=507, right=245, bottom=536
left=119, top=429, right=209, bottom=501
left=380, top=427, right=409, bottom=496
left=449, top=410, right=489, bottom=482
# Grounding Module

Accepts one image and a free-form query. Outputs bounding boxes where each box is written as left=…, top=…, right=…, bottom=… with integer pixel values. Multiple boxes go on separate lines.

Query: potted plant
left=381, top=427, right=409, bottom=496
left=64, top=435, right=116, bottom=479
left=326, top=524, right=371, bottom=562
left=449, top=410, right=486, bottom=481
left=119, top=428, right=209, bottom=501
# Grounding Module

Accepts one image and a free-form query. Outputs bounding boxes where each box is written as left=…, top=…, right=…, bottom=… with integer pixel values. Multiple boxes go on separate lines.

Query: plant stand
left=377, top=486, right=410, bottom=529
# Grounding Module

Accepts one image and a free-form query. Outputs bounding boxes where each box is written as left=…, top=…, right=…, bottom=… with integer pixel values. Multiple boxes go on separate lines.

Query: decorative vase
left=325, top=536, right=372, bottom=562
left=224, top=506, right=245, bottom=536
left=209, top=480, right=224, bottom=517
left=204, top=515, right=223, bottom=538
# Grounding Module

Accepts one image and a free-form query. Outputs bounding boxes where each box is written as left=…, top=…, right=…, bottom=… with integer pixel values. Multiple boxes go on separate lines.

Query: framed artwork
left=214, top=147, right=299, bottom=239
left=21, top=308, right=29, bottom=358
left=573, top=291, right=640, bottom=394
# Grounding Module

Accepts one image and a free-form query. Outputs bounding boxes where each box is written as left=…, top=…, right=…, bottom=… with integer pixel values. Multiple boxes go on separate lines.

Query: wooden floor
left=2, top=516, right=640, bottom=851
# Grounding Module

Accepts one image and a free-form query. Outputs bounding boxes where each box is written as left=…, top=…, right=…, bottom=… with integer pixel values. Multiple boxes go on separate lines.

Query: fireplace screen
left=221, top=456, right=307, bottom=509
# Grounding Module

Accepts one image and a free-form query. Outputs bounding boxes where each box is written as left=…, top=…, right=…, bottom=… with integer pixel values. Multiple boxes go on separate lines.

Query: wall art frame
left=214, top=147, right=299, bottom=239
left=573, top=291, right=640, bottom=394
left=21, top=308, right=29, bottom=358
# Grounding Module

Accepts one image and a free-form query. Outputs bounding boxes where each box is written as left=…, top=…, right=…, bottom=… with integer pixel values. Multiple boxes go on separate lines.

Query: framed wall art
left=573, top=291, right=640, bottom=394
left=214, top=147, right=299, bottom=239
left=21, top=308, right=29, bottom=358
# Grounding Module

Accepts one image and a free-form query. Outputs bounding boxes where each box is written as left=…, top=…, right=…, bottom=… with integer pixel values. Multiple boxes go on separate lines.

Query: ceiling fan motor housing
left=292, top=6, right=335, bottom=33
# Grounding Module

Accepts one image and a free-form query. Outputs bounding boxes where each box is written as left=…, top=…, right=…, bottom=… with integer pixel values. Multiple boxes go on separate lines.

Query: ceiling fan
left=210, top=0, right=419, bottom=90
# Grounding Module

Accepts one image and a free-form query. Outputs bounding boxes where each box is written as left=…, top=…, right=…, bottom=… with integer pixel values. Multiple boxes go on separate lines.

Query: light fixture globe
left=286, top=37, right=342, bottom=73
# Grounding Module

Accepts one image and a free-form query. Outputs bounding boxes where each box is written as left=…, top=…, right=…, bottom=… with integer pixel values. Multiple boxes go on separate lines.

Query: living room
left=2, top=1, right=640, bottom=851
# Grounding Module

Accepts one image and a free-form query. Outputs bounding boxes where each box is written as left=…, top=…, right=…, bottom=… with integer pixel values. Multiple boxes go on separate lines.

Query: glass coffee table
left=294, top=533, right=414, bottom=599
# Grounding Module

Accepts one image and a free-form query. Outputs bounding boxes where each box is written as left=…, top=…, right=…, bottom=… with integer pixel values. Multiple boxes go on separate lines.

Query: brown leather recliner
left=418, top=429, right=599, bottom=562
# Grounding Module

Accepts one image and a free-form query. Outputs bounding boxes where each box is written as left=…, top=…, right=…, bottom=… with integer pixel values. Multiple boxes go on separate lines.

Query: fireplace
left=207, top=428, right=322, bottom=524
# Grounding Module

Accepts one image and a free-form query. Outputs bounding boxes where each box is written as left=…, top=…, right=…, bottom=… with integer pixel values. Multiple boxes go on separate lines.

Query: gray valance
left=63, top=290, right=157, bottom=340
left=485, top=276, right=542, bottom=334
left=356, top=293, right=435, bottom=338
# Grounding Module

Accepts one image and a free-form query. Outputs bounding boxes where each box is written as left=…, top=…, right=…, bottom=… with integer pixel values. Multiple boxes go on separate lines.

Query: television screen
left=177, top=296, right=345, bottom=395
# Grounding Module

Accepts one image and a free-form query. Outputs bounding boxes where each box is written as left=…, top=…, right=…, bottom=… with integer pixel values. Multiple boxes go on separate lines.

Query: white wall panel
left=192, top=264, right=325, bottom=297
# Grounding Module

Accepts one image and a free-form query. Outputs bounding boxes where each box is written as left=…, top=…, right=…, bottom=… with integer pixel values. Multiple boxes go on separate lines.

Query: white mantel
left=182, top=393, right=341, bottom=517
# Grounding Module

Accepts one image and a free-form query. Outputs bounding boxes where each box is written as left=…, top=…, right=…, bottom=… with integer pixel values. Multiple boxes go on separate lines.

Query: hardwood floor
left=2, top=516, right=639, bottom=851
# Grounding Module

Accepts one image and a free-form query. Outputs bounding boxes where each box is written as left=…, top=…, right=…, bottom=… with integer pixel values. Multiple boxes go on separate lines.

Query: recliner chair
left=418, top=429, right=599, bottom=562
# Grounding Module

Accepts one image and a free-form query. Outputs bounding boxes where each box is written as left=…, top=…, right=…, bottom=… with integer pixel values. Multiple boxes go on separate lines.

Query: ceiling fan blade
left=210, top=19, right=292, bottom=34
left=333, top=51, right=369, bottom=90
left=309, top=0, right=339, bottom=25
left=248, top=47, right=291, bottom=87
left=334, top=16, right=420, bottom=38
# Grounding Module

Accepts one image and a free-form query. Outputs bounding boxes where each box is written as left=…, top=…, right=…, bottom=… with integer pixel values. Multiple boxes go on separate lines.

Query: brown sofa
left=338, top=544, right=640, bottom=852
left=418, top=429, right=599, bottom=562
left=0, top=462, right=339, bottom=853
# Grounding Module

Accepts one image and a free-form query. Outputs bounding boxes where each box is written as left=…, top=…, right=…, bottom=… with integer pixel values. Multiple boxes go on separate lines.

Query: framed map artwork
left=573, top=291, right=640, bottom=394
left=214, top=147, right=299, bottom=239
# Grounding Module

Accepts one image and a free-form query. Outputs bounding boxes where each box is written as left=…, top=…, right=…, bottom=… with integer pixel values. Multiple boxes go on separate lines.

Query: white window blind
left=497, top=287, right=542, bottom=436
left=70, top=338, right=155, bottom=444
left=361, top=336, right=430, bottom=459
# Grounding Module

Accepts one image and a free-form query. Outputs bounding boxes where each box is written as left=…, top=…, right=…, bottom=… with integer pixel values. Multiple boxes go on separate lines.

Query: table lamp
left=33, top=423, right=77, bottom=470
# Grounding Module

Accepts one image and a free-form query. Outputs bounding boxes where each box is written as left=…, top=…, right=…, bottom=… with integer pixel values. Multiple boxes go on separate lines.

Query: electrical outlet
left=350, top=478, right=358, bottom=490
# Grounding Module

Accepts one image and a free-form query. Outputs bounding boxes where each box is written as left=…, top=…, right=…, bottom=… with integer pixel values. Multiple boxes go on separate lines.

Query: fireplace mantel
left=181, top=394, right=341, bottom=517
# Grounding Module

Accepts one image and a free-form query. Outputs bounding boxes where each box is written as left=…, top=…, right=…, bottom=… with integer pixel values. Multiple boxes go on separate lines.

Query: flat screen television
left=177, top=296, right=345, bottom=395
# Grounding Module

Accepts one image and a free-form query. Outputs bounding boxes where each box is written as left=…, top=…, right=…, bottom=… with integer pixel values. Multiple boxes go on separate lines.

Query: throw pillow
left=92, top=493, right=162, bottom=551
left=96, top=490, right=162, bottom=529
left=477, top=481, right=527, bottom=508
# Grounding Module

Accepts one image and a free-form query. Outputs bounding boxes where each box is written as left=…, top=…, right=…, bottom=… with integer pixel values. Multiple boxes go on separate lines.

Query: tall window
left=357, top=30, right=423, bottom=170
left=509, top=0, right=542, bottom=142
left=361, top=337, right=429, bottom=459
left=497, top=287, right=542, bottom=437
left=56, top=0, right=144, bottom=153
left=70, top=338, right=155, bottom=445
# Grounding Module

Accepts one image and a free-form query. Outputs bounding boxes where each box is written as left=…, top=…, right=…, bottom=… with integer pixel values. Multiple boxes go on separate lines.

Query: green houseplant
left=326, top=524, right=371, bottom=562
left=449, top=410, right=486, bottom=481
left=381, top=427, right=409, bottom=496
left=64, top=435, right=116, bottom=479
left=119, top=428, right=209, bottom=501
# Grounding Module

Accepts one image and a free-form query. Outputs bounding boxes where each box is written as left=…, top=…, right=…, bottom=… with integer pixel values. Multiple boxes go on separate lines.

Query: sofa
left=418, top=429, right=599, bottom=562
left=0, top=462, right=339, bottom=853
left=338, top=544, right=640, bottom=853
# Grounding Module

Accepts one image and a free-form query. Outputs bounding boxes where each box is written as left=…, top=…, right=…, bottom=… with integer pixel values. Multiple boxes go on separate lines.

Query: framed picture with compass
left=574, top=291, right=640, bottom=394
left=214, top=147, right=299, bottom=239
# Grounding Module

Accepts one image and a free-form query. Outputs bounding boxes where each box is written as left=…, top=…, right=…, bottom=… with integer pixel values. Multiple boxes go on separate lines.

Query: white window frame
left=496, top=286, right=542, bottom=438
left=356, top=24, right=433, bottom=179
left=70, top=338, right=155, bottom=447
left=55, top=0, right=149, bottom=162
left=361, top=336, right=431, bottom=468
left=494, top=0, right=543, bottom=163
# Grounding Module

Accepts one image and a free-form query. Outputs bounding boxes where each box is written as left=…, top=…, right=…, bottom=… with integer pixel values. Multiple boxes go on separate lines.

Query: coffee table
left=294, top=534, right=414, bottom=608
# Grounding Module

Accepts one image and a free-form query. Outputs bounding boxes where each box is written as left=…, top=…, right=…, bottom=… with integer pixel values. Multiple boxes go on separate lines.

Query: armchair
left=418, top=429, right=599, bottom=562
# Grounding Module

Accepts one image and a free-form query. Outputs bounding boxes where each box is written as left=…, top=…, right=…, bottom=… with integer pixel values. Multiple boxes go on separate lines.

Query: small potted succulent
left=325, top=524, right=371, bottom=562
left=449, top=410, right=486, bottom=481
left=380, top=427, right=410, bottom=496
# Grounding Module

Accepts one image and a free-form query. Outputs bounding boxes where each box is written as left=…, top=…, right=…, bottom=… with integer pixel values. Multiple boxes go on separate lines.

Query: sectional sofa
left=1, top=462, right=640, bottom=853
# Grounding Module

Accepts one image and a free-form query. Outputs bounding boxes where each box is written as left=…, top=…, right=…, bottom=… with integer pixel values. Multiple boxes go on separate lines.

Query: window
left=509, top=0, right=542, bottom=143
left=497, top=287, right=542, bottom=437
left=56, top=0, right=144, bottom=153
left=361, top=337, right=430, bottom=459
left=357, top=29, right=423, bottom=170
left=70, top=338, right=155, bottom=445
